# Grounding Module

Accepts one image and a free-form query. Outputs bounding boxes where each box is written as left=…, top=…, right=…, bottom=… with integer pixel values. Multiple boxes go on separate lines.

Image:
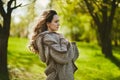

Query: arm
left=44, top=34, right=68, bottom=53
left=71, top=42, right=79, bottom=62
left=36, top=36, right=46, bottom=62
left=43, top=34, right=70, bottom=64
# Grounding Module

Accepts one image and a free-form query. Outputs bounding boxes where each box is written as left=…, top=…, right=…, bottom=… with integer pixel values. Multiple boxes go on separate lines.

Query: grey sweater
left=36, top=31, right=79, bottom=80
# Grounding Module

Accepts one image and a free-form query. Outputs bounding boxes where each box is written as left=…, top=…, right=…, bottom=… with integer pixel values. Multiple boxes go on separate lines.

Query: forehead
left=52, top=15, right=59, bottom=20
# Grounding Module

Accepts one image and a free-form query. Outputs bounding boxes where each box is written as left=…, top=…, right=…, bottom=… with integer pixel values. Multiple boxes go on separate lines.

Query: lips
left=56, top=26, right=59, bottom=29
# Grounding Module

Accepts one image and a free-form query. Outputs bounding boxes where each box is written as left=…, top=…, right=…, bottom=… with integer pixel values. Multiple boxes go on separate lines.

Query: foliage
left=8, top=37, right=120, bottom=80
left=9, top=0, right=120, bottom=44
left=112, top=7, right=120, bottom=46
left=10, top=2, right=36, bottom=38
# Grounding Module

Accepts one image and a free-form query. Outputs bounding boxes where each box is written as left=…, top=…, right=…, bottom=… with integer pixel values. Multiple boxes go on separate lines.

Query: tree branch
left=11, top=4, right=22, bottom=10
left=7, top=0, right=22, bottom=13
left=7, top=0, right=15, bottom=9
left=8, top=0, right=36, bottom=12
left=108, top=0, right=117, bottom=26
left=93, top=0, right=101, bottom=11
left=0, top=23, right=2, bottom=27
left=84, top=0, right=101, bottom=27
left=7, top=0, right=15, bottom=13
left=0, top=0, right=6, bottom=17
left=101, top=0, right=108, bottom=23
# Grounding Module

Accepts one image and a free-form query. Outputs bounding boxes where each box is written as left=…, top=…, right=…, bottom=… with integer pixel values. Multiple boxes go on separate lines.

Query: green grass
left=8, top=37, right=46, bottom=80
left=8, top=37, right=120, bottom=80
left=75, top=42, right=120, bottom=80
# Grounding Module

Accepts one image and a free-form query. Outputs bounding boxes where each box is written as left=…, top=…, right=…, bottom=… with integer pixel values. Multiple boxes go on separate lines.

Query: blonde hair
left=29, top=10, right=57, bottom=53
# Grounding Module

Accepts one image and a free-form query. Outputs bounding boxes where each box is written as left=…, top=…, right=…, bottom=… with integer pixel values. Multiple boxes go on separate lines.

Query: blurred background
left=0, top=0, right=120, bottom=80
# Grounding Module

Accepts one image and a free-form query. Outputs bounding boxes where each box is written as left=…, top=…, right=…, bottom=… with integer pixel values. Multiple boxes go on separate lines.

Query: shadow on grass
left=113, top=76, right=120, bottom=80
left=113, top=45, right=120, bottom=52
left=107, top=55, right=120, bottom=68
left=8, top=51, right=46, bottom=68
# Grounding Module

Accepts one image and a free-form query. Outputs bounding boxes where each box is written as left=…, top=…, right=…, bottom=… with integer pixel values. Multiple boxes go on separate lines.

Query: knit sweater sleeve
left=43, top=34, right=70, bottom=64
left=43, top=34, right=69, bottom=52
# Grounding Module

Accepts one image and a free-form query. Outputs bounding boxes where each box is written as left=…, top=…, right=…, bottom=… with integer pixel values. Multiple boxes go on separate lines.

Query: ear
left=47, top=22, right=50, bottom=28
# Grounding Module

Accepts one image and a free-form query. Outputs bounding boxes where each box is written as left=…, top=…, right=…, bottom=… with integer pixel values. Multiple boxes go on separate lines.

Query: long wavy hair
left=29, top=10, right=57, bottom=54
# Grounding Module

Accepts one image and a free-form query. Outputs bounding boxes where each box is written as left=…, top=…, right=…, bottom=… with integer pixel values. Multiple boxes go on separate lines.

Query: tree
left=0, top=0, right=21, bottom=80
left=84, top=0, right=119, bottom=57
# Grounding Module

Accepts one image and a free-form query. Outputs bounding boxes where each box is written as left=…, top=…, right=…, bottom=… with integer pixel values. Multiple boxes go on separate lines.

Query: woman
left=29, top=10, right=79, bottom=80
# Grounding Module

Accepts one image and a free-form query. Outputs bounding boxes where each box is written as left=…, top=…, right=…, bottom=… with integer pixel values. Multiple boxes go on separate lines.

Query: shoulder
left=38, top=31, right=59, bottom=37
left=42, top=31, right=61, bottom=39
left=36, top=31, right=53, bottom=40
left=36, top=31, right=64, bottom=43
left=42, top=32, right=59, bottom=44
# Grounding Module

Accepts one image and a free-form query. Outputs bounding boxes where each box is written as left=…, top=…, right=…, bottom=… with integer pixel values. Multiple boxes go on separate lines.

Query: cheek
left=52, top=22, right=56, bottom=26
left=50, top=23, right=56, bottom=27
left=49, top=23, right=55, bottom=29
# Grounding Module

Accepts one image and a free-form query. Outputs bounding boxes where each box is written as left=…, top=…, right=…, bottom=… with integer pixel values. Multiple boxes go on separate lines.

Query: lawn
left=8, top=37, right=120, bottom=80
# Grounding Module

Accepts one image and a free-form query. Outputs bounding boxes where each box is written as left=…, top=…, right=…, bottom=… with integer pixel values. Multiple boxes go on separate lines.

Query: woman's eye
left=55, top=20, right=59, bottom=23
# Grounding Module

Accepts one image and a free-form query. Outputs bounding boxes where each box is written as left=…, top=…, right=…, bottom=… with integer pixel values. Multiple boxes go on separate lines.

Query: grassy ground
left=8, top=37, right=120, bottom=80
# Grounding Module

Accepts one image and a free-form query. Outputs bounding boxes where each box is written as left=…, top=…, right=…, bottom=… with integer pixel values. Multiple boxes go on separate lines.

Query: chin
left=54, top=30, right=58, bottom=32
left=56, top=29, right=59, bottom=31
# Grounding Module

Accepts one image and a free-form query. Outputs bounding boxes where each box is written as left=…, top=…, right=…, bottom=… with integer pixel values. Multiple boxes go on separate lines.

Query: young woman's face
left=47, top=15, right=60, bottom=32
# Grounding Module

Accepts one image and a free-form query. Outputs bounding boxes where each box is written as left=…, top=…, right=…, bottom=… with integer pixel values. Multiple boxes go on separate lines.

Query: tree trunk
left=98, top=24, right=113, bottom=57
left=0, top=15, right=10, bottom=80
left=0, top=0, right=22, bottom=79
left=114, top=40, right=118, bottom=46
left=0, top=34, right=9, bottom=80
left=101, top=33, right=113, bottom=57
